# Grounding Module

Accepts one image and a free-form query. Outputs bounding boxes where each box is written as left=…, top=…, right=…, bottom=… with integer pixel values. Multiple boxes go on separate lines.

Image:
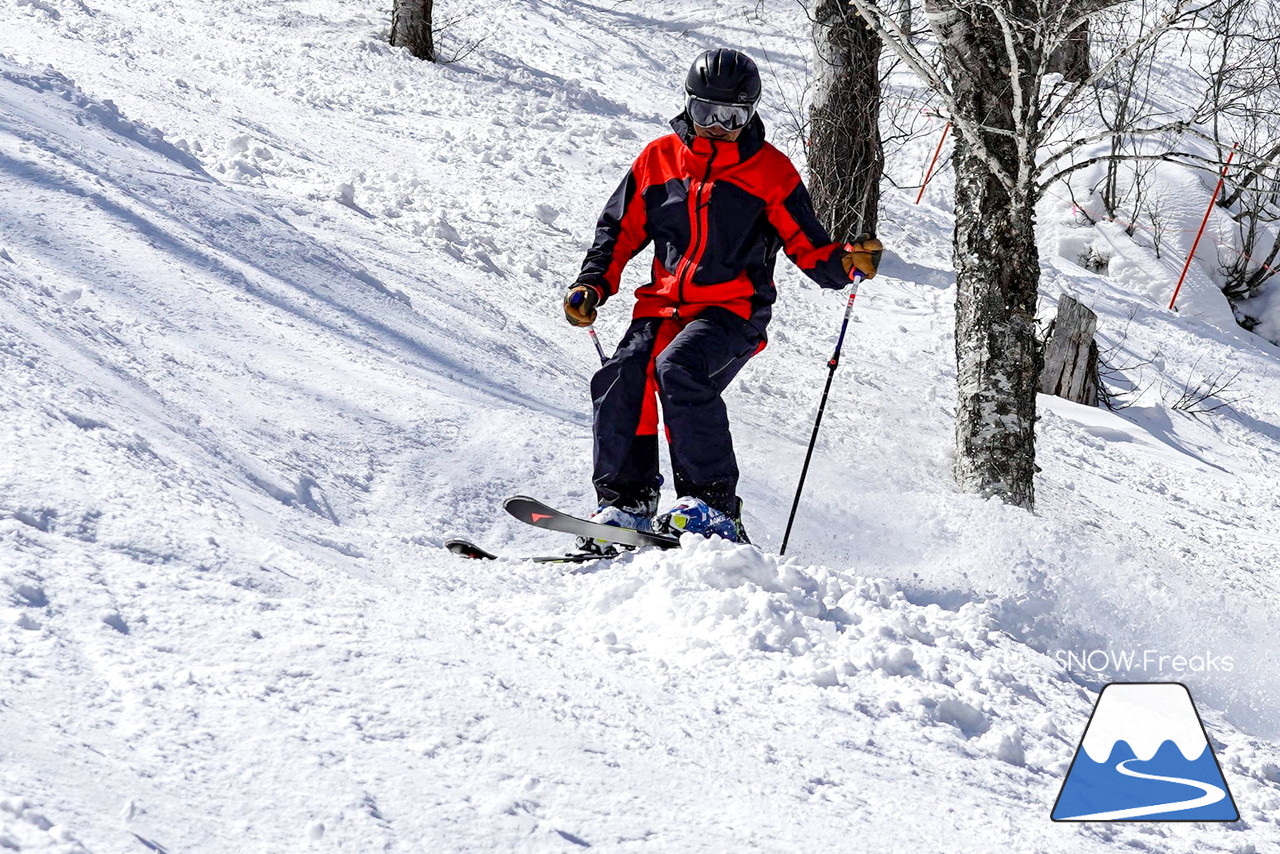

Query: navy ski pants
left=591, top=307, right=760, bottom=515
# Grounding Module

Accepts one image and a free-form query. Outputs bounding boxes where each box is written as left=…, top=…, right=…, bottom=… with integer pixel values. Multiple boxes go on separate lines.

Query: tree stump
left=1039, top=295, right=1099, bottom=405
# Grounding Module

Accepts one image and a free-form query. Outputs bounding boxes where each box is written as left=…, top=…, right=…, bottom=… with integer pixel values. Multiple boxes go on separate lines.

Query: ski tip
left=503, top=495, right=542, bottom=510
left=444, top=538, right=497, bottom=560
left=503, top=495, right=553, bottom=526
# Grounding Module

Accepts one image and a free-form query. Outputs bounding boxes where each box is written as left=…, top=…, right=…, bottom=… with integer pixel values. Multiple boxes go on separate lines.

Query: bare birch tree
left=847, top=0, right=1212, bottom=509
left=1191, top=0, right=1280, bottom=312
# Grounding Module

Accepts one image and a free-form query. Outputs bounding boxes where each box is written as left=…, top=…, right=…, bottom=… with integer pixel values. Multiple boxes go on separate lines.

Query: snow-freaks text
left=1054, top=649, right=1235, bottom=674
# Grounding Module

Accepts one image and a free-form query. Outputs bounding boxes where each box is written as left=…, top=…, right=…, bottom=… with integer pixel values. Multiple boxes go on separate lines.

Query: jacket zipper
left=676, top=146, right=718, bottom=306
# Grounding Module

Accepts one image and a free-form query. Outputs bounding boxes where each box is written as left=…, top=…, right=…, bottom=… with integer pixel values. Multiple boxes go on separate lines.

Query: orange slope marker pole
left=1169, top=142, right=1238, bottom=311
left=915, top=121, right=951, bottom=205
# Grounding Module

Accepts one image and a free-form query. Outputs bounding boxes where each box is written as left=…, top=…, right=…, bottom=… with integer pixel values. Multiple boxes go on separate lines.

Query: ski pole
left=586, top=326, right=607, bottom=365
left=780, top=273, right=864, bottom=557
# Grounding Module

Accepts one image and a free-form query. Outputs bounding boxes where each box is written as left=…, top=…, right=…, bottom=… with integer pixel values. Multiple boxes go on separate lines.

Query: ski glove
left=841, top=234, right=884, bottom=280
left=564, top=285, right=600, bottom=327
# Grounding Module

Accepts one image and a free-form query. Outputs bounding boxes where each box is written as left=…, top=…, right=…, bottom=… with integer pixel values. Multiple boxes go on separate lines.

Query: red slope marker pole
left=1169, top=142, right=1238, bottom=311
left=915, top=121, right=951, bottom=205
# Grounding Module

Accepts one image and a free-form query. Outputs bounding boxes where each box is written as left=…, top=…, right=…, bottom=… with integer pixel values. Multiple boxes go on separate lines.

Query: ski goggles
left=686, top=95, right=756, bottom=131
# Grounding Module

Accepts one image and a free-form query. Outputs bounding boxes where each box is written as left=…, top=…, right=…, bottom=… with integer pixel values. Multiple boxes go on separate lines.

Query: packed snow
left=1, top=0, right=1279, bottom=851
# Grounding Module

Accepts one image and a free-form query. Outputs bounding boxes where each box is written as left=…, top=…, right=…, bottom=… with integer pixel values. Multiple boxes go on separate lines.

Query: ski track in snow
left=1, top=0, right=1280, bottom=851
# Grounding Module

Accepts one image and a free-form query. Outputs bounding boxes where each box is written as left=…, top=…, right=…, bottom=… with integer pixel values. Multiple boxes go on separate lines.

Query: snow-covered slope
left=2, top=1, right=1279, bottom=851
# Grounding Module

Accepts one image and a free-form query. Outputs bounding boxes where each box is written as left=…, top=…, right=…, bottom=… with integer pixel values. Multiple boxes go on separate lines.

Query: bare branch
left=1035, top=149, right=1228, bottom=197
left=849, top=0, right=1018, bottom=190
left=846, top=0, right=951, bottom=97
left=989, top=4, right=1029, bottom=163
left=1038, top=0, right=1216, bottom=144
left=1034, top=120, right=1193, bottom=184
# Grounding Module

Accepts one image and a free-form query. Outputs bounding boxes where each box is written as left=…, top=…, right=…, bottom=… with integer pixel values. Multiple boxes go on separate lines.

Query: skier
left=563, top=48, right=882, bottom=548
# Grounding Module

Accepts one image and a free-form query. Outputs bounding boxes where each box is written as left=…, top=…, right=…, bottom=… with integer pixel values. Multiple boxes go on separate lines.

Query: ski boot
left=573, top=499, right=657, bottom=556
left=655, top=496, right=745, bottom=543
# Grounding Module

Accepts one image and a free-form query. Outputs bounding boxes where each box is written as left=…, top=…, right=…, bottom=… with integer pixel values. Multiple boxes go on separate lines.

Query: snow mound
left=0, top=63, right=207, bottom=177
left=0, top=796, right=88, bottom=854
left=565, top=537, right=995, bottom=669
left=529, top=539, right=1073, bottom=762
left=574, top=536, right=832, bottom=659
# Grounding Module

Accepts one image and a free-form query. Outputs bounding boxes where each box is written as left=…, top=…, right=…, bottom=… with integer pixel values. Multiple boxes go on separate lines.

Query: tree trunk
left=932, top=1, right=1042, bottom=509
left=951, top=139, right=1041, bottom=508
left=1047, top=21, right=1091, bottom=83
left=392, top=0, right=435, bottom=62
left=809, top=0, right=884, bottom=240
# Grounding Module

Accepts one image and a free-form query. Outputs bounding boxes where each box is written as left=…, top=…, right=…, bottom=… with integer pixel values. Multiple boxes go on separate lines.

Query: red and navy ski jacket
left=576, top=113, right=850, bottom=339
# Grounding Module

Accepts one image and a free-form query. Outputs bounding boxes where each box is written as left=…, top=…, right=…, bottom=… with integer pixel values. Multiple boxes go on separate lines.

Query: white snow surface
left=1, top=1, right=1279, bottom=851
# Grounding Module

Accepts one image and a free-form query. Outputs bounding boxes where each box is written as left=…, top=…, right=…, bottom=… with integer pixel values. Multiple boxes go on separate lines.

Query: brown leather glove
left=563, top=285, right=600, bottom=327
left=841, top=234, right=884, bottom=280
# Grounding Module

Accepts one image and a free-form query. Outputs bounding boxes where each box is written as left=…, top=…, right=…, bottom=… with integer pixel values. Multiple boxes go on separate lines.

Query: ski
left=444, top=537, right=614, bottom=565
left=444, top=497, right=679, bottom=566
left=445, top=538, right=500, bottom=560
left=503, top=495, right=680, bottom=550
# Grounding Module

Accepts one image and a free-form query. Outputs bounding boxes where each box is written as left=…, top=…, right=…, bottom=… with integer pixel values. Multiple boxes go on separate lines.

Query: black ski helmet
left=684, top=49, right=761, bottom=106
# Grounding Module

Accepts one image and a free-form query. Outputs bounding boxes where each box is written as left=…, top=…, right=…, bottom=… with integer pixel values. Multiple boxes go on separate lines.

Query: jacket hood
left=670, top=111, right=767, bottom=160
